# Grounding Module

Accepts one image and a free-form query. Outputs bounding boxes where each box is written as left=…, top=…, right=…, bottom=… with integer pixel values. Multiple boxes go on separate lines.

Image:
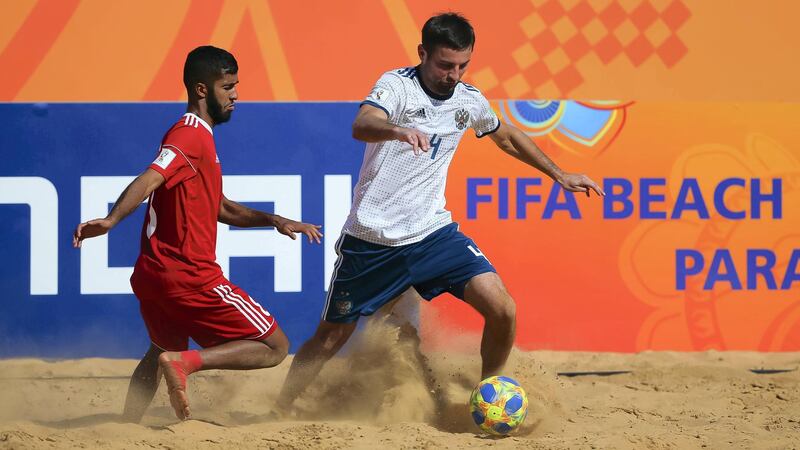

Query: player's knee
left=486, top=295, right=516, bottom=325
left=258, top=330, right=290, bottom=367
left=314, top=325, right=352, bottom=353
left=142, top=344, right=163, bottom=364
left=257, top=338, right=288, bottom=368
left=271, top=342, right=289, bottom=365
left=320, top=332, right=349, bottom=353
left=499, top=299, right=516, bottom=325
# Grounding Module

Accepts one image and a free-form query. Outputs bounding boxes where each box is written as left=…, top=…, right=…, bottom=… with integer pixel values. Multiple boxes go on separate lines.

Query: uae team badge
left=454, top=108, right=470, bottom=130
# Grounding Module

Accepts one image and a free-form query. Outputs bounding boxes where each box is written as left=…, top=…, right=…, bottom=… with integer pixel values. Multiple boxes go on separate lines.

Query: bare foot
left=158, top=352, right=191, bottom=420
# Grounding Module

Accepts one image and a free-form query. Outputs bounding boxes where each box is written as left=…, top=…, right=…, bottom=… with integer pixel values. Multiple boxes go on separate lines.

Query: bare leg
left=191, top=325, right=289, bottom=370
left=160, top=325, right=290, bottom=420
left=274, top=320, right=357, bottom=411
left=381, top=287, right=422, bottom=326
left=462, top=272, right=517, bottom=379
left=122, top=344, right=163, bottom=423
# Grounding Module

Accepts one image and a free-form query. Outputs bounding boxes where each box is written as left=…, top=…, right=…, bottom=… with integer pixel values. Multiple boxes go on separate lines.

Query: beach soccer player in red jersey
left=72, top=46, right=323, bottom=422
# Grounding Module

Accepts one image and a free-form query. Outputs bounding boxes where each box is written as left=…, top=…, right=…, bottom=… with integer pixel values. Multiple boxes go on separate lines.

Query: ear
left=417, top=44, right=426, bottom=63
left=194, top=82, right=208, bottom=100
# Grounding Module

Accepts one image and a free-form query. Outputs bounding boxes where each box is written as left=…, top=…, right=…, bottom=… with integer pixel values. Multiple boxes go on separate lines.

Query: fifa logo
left=369, top=87, right=385, bottom=101
left=454, top=108, right=470, bottom=130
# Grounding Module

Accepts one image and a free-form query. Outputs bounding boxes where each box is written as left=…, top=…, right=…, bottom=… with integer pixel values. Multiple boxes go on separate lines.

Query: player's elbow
left=351, top=120, right=367, bottom=141
left=502, top=139, right=518, bottom=156
left=217, top=202, right=230, bottom=223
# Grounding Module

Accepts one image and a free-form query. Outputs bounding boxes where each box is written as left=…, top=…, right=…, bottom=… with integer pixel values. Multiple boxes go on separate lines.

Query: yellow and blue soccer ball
left=469, top=375, right=528, bottom=435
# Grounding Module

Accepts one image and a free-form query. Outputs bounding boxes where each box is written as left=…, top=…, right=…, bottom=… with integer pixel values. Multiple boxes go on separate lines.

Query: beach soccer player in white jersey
left=275, top=12, right=604, bottom=411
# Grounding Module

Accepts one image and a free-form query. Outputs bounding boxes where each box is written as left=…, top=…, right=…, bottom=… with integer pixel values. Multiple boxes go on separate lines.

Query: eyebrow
left=439, top=59, right=471, bottom=66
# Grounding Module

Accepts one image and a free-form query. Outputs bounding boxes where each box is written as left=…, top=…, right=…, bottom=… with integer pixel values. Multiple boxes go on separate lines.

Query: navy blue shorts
left=323, top=223, right=496, bottom=323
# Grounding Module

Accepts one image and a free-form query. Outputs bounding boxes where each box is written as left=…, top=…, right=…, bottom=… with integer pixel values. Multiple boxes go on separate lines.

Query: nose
left=447, top=68, right=460, bottom=82
left=230, top=87, right=238, bottom=101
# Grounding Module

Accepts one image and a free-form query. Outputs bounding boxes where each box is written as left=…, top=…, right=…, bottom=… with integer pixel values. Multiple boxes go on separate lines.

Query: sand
left=1, top=319, right=798, bottom=449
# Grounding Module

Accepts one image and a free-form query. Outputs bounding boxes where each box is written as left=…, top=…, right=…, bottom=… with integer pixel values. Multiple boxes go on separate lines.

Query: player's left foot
left=158, top=351, right=201, bottom=420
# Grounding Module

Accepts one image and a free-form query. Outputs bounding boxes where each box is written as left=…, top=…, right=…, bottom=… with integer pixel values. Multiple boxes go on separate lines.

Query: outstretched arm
left=489, top=122, right=605, bottom=196
left=72, top=168, right=165, bottom=248
left=352, top=104, right=431, bottom=156
left=218, top=196, right=323, bottom=243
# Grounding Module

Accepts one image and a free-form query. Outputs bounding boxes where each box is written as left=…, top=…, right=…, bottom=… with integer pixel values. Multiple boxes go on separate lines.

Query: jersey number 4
left=430, top=134, right=443, bottom=159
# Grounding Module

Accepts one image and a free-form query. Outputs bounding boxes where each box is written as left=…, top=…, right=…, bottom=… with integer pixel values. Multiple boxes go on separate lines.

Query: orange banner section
left=1, top=0, right=799, bottom=101
left=422, top=101, right=800, bottom=352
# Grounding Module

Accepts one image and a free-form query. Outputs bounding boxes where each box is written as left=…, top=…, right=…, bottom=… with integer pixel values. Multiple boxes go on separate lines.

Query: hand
left=275, top=218, right=323, bottom=244
left=394, top=127, right=430, bottom=156
left=73, top=218, right=115, bottom=248
left=557, top=173, right=605, bottom=197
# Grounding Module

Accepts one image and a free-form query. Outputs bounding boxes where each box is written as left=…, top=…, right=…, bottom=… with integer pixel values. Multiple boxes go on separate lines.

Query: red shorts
left=138, top=281, right=277, bottom=351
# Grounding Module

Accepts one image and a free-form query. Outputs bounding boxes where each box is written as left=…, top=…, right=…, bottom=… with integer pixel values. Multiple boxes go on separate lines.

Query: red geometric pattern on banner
left=495, top=0, right=690, bottom=97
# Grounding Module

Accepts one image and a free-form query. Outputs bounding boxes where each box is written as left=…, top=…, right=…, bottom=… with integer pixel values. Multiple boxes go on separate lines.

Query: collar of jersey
left=183, top=112, right=213, bottom=135
left=416, top=65, right=455, bottom=101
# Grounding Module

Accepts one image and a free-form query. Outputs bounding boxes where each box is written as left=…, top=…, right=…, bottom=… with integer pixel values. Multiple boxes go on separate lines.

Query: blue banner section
left=0, top=103, right=363, bottom=358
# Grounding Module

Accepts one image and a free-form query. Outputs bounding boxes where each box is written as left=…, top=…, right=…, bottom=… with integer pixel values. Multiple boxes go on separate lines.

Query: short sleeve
left=472, top=94, right=501, bottom=138
left=360, top=72, right=405, bottom=121
left=150, top=127, right=199, bottom=189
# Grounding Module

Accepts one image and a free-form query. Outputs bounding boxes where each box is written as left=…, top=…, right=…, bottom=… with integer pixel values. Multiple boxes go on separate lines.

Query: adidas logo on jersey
left=182, top=112, right=213, bottom=135
left=184, top=114, right=200, bottom=128
left=402, top=107, right=427, bottom=123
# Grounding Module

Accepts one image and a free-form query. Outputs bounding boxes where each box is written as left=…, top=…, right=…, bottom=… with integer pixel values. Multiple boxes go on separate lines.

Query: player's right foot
left=158, top=352, right=196, bottom=420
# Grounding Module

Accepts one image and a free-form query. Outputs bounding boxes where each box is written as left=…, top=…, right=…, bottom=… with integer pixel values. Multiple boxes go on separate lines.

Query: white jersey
left=343, top=66, right=500, bottom=246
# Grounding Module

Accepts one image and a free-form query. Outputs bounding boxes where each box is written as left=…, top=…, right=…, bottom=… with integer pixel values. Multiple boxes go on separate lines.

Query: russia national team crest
left=336, top=299, right=352, bottom=315
left=455, top=108, right=470, bottom=130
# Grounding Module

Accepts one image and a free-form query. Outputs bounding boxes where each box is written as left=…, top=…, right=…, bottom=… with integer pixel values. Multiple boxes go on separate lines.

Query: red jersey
left=131, top=113, right=225, bottom=298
